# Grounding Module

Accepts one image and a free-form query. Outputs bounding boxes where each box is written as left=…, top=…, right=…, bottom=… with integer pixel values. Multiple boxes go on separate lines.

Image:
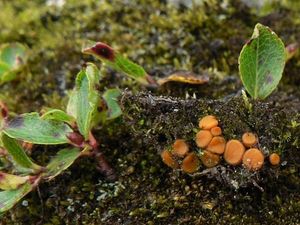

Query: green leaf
left=82, top=42, right=150, bottom=85
left=3, top=112, right=73, bottom=144
left=0, top=70, right=17, bottom=84
left=1, top=134, right=41, bottom=171
left=41, top=108, right=75, bottom=124
left=73, top=63, right=100, bottom=139
left=66, top=90, right=77, bottom=118
left=0, top=62, right=14, bottom=84
left=102, top=89, right=122, bottom=120
left=0, top=172, right=29, bottom=190
left=0, top=43, right=27, bottom=69
left=0, top=62, right=10, bottom=75
left=0, top=182, right=33, bottom=213
left=45, top=148, right=81, bottom=179
left=239, top=23, right=286, bottom=99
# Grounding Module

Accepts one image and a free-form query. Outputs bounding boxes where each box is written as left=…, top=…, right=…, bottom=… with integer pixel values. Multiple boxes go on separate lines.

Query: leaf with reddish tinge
left=82, top=42, right=153, bottom=85
left=0, top=182, right=33, bottom=213
left=239, top=23, right=286, bottom=99
left=0, top=172, right=29, bottom=190
left=102, top=89, right=122, bottom=120
left=45, top=148, right=81, bottom=180
left=3, top=112, right=73, bottom=144
left=1, top=134, right=42, bottom=172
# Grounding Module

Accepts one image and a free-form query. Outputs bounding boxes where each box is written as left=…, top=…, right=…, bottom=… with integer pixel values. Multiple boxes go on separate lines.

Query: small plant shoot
left=0, top=43, right=27, bottom=84
left=239, top=23, right=286, bottom=99
left=0, top=61, right=124, bottom=213
left=83, top=42, right=155, bottom=86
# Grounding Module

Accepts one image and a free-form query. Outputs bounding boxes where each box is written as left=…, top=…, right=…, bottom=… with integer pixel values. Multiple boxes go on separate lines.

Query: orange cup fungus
left=199, top=115, right=218, bottom=130
left=172, top=139, right=189, bottom=158
left=200, top=150, right=220, bottom=168
left=242, top=132, right=258, bottom=147
left=211, top=126, right=222, bottom=136
left=196, top=130, right=213, bottom=148
left=224, top=140, right=245, bottom=166
left=161, top=149, right=179, bottom=169
left=181, top=152, right=200, bottom=173
left=242, top=148, right=264, bottom=171
left=161, top=114, right=278, bottom=174
left=269, top=153, right=280, bottom=166
left=206, top=136, right=226, bottom=154
left=161, top=139, right=199, bottom=173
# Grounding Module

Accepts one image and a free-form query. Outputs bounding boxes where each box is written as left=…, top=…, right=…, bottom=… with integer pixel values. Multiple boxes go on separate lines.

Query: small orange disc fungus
left=242, top=132, right=258, bottom=148
left=161, top=150, right=179, bottom=169
left=224, top=140, right=245, bottom=166
left=199, top=115, right=218, bottom=130
left=242, top=148, right=264, bottom=171
left=269, top=153, right=280, bottom=166
left=211, top=126, right=222, bottom=136
left=200, top=150, right=220, bottom=168
left=181, top=152, right=200, bottom=173
left=172, top=139, right=189, bottom=157
left=206, top=136, right=226, bottom=154
left=196, top=130, right=213, bottom=148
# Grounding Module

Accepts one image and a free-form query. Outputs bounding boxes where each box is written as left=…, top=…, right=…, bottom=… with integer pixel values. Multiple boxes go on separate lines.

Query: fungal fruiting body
left=161, top=115, right=280, bottom=174
left=242, top=132, right=258, bottom=147
left=172, top=139, right=189, bottom=157
left=161, top=139, right=198, bottom=173
left=200, top=150, right=220, bottom=168
left=199, top=115, right=218, bottom=130
left=242, top=148, right=264, bottom=171
left=161, top=149, right=179, bottom=169
left=196, top=130, right=212, bottom=148
left=181, top=152, right=200, bottom=173
left=224, top=140, right=245, bottom=166
left=269, top=153, right=280, bottom=166
left=206, top=136, right=226, bottom=154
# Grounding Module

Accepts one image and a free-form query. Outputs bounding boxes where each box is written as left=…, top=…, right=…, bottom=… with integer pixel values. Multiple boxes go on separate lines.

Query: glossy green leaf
left=102, top=89, right=122, bottom=120
left=239, top=23, right=286, bottom=99
left=1, top=134, right=41, bottom=171
left=41, top=108, right=75, bottom=124
left=82, top=42, right=150, bottom=85
left=0, top=182, right=33, bottom=213
left=0, top=172, right=29, bottom=190
left=45, top=148, right=81, bottom=179
left=73, top=63, right=100, bottom=139
left=3, top=112, right=73, bottom=144
left=0, top=43, right=27, bottom=69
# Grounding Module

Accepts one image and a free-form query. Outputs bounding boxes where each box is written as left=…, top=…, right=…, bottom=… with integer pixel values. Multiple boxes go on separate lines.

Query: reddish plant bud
left=83, top=42, right=115, bottom=61
left=67, top=132, right=84, bottom=146
left=0, top=101, right=8, bottom=119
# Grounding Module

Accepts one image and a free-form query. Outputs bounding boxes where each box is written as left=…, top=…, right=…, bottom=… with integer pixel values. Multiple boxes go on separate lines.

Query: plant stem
left=89, top=132, right=116, bottom=180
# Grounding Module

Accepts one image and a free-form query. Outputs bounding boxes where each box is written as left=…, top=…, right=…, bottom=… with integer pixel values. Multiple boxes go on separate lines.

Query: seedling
left=0, top=43, right=27, bottom=84
left=0, top=42, right=150, bottom=213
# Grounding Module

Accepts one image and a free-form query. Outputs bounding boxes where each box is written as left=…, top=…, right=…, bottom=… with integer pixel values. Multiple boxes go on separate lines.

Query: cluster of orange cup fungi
left=161, top=115, right=281, bottom=173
